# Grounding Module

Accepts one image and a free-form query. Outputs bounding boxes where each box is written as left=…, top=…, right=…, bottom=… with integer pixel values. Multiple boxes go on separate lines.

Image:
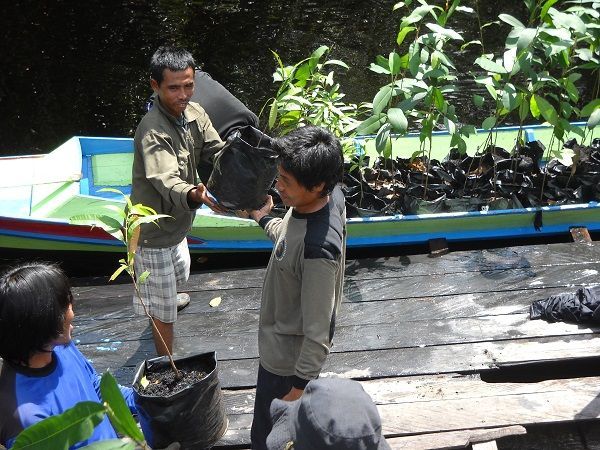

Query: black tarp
left=530, top=285, right=600, bottom=323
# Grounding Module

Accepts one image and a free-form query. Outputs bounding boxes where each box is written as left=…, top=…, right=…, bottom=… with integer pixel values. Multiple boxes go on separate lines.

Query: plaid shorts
left=132, top=238, right=191, bottom=323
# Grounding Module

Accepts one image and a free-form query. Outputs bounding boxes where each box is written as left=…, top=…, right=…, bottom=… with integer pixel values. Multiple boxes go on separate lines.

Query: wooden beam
left=429, top=238, right=449, bottom=257
left=570, top=227, right=592, bottom=243
left=387, top=425, right=525, bottom=449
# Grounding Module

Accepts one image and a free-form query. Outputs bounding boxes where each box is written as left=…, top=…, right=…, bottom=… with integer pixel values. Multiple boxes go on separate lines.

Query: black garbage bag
left=530, top=285, right=600, bottom=323
left=133, top=351, right=227, bottom=449
left=207, top=125, right=278, bottom=210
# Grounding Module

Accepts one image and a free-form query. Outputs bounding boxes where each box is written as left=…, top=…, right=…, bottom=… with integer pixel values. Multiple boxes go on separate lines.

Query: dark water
left=1, top=0, right=541, bottom=155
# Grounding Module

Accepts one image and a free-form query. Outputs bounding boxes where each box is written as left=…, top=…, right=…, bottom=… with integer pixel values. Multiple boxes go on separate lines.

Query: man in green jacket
left=248, top=126, right=347, bottom=449
left=131, top=46, right=224, bottom=355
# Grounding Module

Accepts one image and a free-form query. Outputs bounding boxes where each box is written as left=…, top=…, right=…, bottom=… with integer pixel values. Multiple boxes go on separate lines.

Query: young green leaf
left=387, top=108, right=408, bottom=133
left=100, top=373, right=145, bottom=444
left=12, top=402, right=105, bottom=450
left=373, top=85, right=395, bottom=115
left=498, top=14, right=525, bottom=29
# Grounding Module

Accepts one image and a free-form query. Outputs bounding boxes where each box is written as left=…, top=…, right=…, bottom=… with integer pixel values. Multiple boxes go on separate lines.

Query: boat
left=1, top=123, right=598, bottom=255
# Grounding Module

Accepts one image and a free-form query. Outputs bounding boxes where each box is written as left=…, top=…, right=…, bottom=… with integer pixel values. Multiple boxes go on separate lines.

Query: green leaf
left=397, top=26, right=416, bottom=46
left=13, top=402, right=105, bottom=450
left=482, top=116, right=497, bottom=130
left=375, top=124, right=393, bottom=158
left=268, top=100, right=278, bottom=129
left=460, top=125, right=477, bottom=137
left=387, top=108, right=408, bottom=133
left=373, top=85, right=394, bottom=115
left=138, top=270, right=151, bottom=284
left=581, top=99, right=600, bottom=117
left=588, top=108, right=600, bottom=129
left=356, top=114, right=386, bottom=135
left=98, top=188, right=126, bottom=198
left=498, top=13, right=525, bottom=29
left=323, top=59, right=349, bottom=69
left=530, top=95, right=541, bottom=119
left=548, top=8, right=586, bottom=34
left=369, top=63, right=391, bottom=75
left=473, top=94, right=485, bottom=107
left=425, top=23, right=463, bottom=40
left=308, top=46, right=328, bottom=72
left=474, top=56, right=508, bottom=74
left=517, top=28, right=537, bottom=52
left=109, top=264, right=128, bottom=282
left=460, top=40, right=483, bottom=51
left=540, top=0, right=559, bottom=19
left=100, top=373, right=144, bottom=443
left=389, top=52, right=402, bottom=75
left=101, top=205, right=126, bottom=219
left=533, top=94, right=558, bottom=125
left=409, top=49, right=421, bottom=77
left=518, top=94, right=530, bottom=122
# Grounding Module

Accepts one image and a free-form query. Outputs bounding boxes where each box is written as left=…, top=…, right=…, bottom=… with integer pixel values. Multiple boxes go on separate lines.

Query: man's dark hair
left=273, top=126, right=343, bottom=197
left=150, top=46, right=196, bottom=85
left=0, top=263, right=72, bottom=365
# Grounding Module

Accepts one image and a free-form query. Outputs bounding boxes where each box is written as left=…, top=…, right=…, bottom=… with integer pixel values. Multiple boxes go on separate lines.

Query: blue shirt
left=0, top=341, right=136, bottom=449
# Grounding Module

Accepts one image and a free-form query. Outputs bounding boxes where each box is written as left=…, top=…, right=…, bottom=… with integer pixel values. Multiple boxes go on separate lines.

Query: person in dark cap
left=266, top=378, right=391, bottom=450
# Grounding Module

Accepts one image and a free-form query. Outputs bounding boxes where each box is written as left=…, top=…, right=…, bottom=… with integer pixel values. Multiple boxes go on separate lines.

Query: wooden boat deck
left=67, top=240, right=600, bottom=448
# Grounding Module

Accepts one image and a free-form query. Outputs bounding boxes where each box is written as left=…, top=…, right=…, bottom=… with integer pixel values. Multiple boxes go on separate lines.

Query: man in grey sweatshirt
left=248, top=126, right=346, bottom=449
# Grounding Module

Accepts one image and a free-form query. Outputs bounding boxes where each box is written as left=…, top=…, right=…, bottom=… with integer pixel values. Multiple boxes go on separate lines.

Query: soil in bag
left=133, top=352, right=227, bottom=450
left=207, top=125, right=278, bottom=210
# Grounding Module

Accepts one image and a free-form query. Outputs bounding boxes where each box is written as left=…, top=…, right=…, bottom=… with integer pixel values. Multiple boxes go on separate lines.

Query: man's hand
left=281, top=386, right=304, bottom=402
left=189, top=183, right=228, bottom=214
left=248, top=195, right=274, bottom=222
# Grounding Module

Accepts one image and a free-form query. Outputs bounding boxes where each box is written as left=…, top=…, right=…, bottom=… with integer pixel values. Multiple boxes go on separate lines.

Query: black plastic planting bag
left=207, top=125, right=278, bottom=210
left=133, top=352, right=227, bottom=449
left=530, top=286, right=600, bottom=324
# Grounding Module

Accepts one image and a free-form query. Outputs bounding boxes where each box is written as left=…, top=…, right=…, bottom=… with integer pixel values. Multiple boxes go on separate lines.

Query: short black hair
left=150, top=45, right=196, bottom=85
left=0, top=262, right=72, bottom=365
left=273, top=126, right=343, bottom=197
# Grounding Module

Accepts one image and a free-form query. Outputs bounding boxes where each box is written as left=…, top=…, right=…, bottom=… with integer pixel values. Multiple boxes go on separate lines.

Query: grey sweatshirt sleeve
left=294, top=257, right=339, bottom=382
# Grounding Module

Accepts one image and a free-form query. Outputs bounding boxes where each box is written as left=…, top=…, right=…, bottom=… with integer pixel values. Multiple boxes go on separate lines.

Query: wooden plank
left=570, top=227, right=592, bottom=243
left=74, top=308, right=600, bottom=356
left=376, top=376, right=600, bottom=435
left=471, top=441, right=498, bottom=450
left=72, top=259, right=600, bottom=322
left=387, top=426, right=526, bottom=449
left=214, top=375, right=600, bottom=447
left=72, top=242, right=600, bottom=300
left=87, top=333, right=600, bottom=388
left=343, top=264, right=600, bottom=302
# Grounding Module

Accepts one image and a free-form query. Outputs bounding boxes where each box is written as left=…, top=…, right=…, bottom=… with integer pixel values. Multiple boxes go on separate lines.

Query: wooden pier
left=71, top=240, right=600, bottom=449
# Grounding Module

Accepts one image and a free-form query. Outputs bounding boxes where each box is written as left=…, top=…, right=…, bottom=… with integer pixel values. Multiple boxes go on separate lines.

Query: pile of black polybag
left=343, top=138, right=600, bottom=218
left=530, top=285, right=600, bottom=324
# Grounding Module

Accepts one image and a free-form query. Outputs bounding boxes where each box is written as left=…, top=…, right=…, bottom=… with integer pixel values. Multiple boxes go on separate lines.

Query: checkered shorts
left=132, top=238, right=191, bottom=323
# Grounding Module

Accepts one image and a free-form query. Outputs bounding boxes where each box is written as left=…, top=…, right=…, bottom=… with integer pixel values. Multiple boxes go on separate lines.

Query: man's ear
left=150, top=77, right=159, bottom=93
left=312, top=182, right=326, bottom=196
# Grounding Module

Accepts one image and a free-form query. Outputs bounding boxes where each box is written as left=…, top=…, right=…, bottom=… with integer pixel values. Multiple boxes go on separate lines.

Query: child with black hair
left=0, top=262, right=137, bottom=449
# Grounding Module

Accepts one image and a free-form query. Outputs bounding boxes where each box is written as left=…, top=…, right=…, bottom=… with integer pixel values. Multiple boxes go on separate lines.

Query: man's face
left=275, top=165, right=325, bottom=213
left=151, top=67, right=195, bottom=117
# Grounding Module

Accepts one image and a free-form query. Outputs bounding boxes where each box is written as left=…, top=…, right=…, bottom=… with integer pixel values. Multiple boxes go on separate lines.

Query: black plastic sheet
left=530, top=285, right=600, bottom=324
left=207, top=126, right=278, bottom=210
left=133, top=351, right=227, bottom=449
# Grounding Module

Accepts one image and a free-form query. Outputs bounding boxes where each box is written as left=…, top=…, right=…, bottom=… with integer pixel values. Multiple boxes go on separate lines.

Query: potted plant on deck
left=70, top=190, right=228, bottom=449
